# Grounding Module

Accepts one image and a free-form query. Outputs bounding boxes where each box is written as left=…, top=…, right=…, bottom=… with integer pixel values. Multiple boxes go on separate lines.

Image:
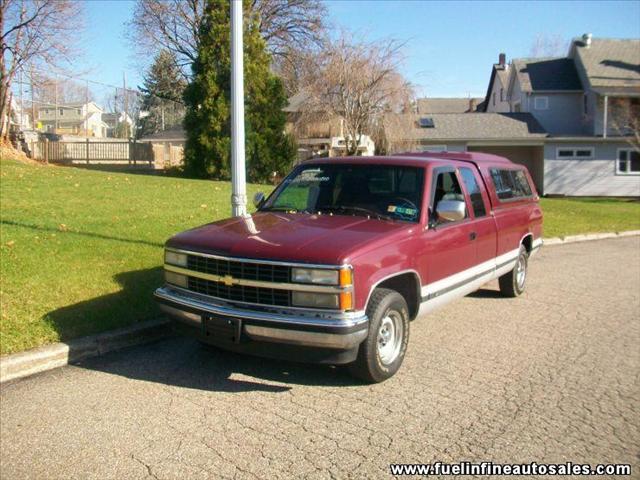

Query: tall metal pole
left=230, top=0, right=247, bottom=217
left=123, top=72, right=128, bottom=139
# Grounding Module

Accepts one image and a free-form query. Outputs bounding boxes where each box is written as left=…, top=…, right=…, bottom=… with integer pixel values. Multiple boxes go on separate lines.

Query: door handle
left=469, top=232, right=477, bottom=241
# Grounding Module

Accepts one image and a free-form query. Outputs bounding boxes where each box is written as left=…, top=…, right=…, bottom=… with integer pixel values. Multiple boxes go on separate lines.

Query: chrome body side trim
left=155, top=286, right=368, bottom=328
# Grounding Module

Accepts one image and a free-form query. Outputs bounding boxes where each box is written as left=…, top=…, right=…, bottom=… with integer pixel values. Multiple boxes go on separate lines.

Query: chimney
left=582, top=33, right=592, bottom=47
left=469, top=98, right=477, bottom=112
left=498, top=53, right=506, bottom=67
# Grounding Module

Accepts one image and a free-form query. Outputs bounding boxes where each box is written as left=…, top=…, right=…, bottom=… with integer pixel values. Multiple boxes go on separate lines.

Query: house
left=409, top=35, right=639, bottom=196
left=137, top=127, right=186, bottom=169
left=37, top=101, right=108, bottom=138
left=103, top=112, right=134, bottom=138
left=284, top=91, right=375, bottom=160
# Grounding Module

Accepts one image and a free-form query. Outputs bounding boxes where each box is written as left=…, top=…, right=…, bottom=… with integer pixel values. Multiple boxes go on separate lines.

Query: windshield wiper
left=317, top=205, right=395, bottom=221
left=260, top=205, right=308, bottom=213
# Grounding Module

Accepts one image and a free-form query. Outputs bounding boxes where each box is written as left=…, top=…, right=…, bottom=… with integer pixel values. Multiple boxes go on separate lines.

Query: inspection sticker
left=387, top=205, right=418, bottom=217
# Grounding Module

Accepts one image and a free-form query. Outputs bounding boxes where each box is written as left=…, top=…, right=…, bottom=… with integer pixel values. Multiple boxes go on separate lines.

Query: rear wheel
left=499, top=244, right=528, bottom=297
left=349, top=288, right=410, bottom=383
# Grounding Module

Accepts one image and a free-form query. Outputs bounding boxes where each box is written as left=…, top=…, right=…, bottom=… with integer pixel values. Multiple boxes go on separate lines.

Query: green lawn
left=540, top=197, right=640, bottom=238
left=0, top=159, right=270, bottom=355
left=1, top=158, right=639, bottom=355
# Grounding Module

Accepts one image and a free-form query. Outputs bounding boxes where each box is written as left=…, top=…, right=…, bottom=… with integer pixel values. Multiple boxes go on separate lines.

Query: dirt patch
left=0, top=144, right=46, bottom=166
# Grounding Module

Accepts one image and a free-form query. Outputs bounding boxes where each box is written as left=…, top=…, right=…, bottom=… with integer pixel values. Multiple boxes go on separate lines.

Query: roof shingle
left=416, top=97, right=482, bottom=114
left=573, top=38, right=640, bottom=90
left=512, top=58, right=583, bottom=92
left=394, top=113, right=548, bottom=141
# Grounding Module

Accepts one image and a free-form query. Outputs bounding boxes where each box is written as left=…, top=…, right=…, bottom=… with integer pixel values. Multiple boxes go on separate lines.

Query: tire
left=348, top=288, right=410, bottom=383
left=499, top=244, right=528, bottom=297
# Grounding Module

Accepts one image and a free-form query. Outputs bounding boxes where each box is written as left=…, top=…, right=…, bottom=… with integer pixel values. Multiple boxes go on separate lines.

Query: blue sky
left=83, top=0, right=640, bottom=99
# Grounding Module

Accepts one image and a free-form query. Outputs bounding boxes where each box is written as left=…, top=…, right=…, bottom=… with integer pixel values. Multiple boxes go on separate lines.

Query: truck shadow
left=46, top=267, right=360, bottom=391
left=76, top=335, right=359, bottom=393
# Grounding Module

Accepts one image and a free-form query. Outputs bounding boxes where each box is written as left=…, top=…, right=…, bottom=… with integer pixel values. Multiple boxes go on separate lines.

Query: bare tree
left=608, top=97, right=640, bottom=151
left=302, top=33, right=414, bottom=156
left=529, top=33, right=568, bottom=58
left=128, top=0, right=326, bottom=79
left=0, top=0, right=83, bottom=140
left=30, top=74, right=93, bottom=106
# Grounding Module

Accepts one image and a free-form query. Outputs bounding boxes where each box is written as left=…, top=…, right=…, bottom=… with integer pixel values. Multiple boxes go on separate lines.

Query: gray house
left=408, top=35, right=639, bottom=196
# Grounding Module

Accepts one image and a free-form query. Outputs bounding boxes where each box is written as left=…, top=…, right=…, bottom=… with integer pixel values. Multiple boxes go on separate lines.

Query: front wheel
left=499, top=244, right=528, bottom=297
left=348, top=288, right=410, bottom=383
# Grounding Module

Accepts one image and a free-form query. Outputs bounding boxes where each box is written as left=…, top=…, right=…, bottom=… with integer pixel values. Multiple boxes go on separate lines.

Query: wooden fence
left=30, top=140, right=155, bottom=166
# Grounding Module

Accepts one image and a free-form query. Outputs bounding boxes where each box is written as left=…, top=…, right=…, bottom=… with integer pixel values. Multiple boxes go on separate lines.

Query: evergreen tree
left=138, top=50, right=187, bottom=138
left=183, top=0, right=296, bottom=181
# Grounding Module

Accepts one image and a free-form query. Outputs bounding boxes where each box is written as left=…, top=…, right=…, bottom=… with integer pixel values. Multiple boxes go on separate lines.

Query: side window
left=431, top=171, right=466, bottom=223
left=512, top=170, right=533, bottom=197
left=459, top=168, right=487, bottom=217
left=490, top=168, right=532, bottom=200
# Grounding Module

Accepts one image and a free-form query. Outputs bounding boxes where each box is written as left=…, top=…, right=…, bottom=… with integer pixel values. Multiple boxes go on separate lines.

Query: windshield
left=261, top=164, right=425, bottom=223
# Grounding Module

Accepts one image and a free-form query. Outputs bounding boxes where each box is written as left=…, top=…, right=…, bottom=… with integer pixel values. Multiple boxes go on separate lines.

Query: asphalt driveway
left=1, top=237, right=639, bottom=479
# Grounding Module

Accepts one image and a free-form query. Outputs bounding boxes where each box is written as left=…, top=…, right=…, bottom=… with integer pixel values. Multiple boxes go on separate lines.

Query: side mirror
left=435, top=200, right=466, bottom=222
left=253, top=191, right=266, bottom=208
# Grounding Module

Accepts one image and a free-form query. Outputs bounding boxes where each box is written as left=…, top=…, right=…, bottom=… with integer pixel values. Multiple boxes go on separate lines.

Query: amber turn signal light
left=339, top=291, right=353, bottom=311
left=339, top=267, right=353, bottom=287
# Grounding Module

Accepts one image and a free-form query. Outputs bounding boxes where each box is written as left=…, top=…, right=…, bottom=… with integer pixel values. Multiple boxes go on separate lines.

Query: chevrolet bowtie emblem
left=222, top=275, right=235, bottom=286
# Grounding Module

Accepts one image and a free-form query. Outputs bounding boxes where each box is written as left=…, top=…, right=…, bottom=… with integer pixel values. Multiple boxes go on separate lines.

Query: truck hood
left=166, top=212, right=416, bottom=265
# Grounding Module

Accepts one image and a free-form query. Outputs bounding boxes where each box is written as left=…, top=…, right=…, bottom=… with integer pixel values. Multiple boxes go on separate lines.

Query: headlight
left=291, top=268, right=339, bottom=285
left=165, top=250, right=187, bottom=267
left=165, top=271, right=188, bottom=288
left=292, top=292, right=339, bottom=309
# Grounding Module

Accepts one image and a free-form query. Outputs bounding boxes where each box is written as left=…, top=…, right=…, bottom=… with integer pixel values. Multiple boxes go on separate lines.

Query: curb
left=0, top=318, right=171, bottom=384
left=543, top=230, right=640, bottom=246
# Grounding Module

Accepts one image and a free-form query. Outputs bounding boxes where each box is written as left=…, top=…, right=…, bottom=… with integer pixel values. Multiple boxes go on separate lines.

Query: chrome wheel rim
left=516, top=255, right=527, bottom=289
left=377, top=311, right=403, bottom=366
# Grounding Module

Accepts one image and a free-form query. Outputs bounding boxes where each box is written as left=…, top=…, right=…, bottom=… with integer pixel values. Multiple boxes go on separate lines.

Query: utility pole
left=30, top=67, right=35, bottom=130
left=230, top=0, right=248, bottom=217
left=19, top=69, right=24, bottom=131
left=123, top=72, right=128, bottom=139
left=54, top=79, right=58, bottom=133
left=85, top=79, right=89, bottom=136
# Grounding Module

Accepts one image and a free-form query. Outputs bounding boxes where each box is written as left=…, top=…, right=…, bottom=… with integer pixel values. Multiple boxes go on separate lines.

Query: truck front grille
left=188, top=277, right=291, bottom=307
left=187, top=255, right=290, bottom=283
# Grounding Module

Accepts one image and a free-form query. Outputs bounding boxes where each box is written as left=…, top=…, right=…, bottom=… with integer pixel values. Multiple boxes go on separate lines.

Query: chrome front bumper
left=154, top=286, right=369, bottom=350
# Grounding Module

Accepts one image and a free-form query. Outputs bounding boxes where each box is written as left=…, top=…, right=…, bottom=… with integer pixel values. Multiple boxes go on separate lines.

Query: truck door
left=458, top=166, right=497, bottom=267
left=420, top=167, right=478, bottom=300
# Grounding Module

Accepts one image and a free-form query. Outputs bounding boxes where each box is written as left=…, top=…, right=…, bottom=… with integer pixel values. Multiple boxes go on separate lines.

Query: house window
left=534, top=96, right=548, bottom=110
left=500, top=88, right=504, bottom=102
left=59, top=108, right=64, bottom=116
left=617, top=149, right=640, bottom=175
left=77, top=109, right=82, bottom=115
left=556, top=147, right=594, bottom=159
left=513, top=102, right=521, bottom=112
left=492, top=92, right=496, bottom=106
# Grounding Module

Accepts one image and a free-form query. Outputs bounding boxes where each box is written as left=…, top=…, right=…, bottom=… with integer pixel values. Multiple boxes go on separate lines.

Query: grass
left=0, top=159, right=270, bottom=355
left=0, top=158, right=638, bottom=355
left=540, top=197, right=640, bottom=238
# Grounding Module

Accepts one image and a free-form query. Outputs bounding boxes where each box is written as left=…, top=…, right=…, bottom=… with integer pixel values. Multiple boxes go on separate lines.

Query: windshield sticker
left=288, top=169, right=330, bottom=183
left=388, top=205, right=418, bottom=220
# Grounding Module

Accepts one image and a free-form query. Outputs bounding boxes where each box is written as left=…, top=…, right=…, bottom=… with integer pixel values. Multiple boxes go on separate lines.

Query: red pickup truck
left=155, top=152, right=543, bottom=382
